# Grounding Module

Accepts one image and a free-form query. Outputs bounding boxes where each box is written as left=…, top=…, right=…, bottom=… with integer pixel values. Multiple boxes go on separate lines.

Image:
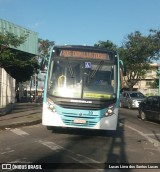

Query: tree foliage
left=0, top=31, right=39, bottom=82
left=38, top=38, right=54, bottom=70
left=94, top=40, right=117, bottom=50
left=149, top=79, right=158, bottom=88
left=119, top=30, right=160, bottom=89
left=148, top=29, right=160, bottom=60
left=94, top=30, right=160, bottom=90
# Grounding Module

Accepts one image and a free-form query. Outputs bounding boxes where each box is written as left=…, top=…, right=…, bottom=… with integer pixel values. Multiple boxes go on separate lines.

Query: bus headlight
left=104, top=105, right=114, bottom=116
left=47, top=98, right=56, bottom=112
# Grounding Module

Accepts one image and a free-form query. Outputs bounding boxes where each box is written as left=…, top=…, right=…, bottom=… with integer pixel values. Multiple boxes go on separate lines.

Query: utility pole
left=34, top=70, right=39, bottom=102
left=35, top=73, right=37, bottom=102
left=158, top=66, right=160, bottom=96
left=30, top=77, right=32, bottom=100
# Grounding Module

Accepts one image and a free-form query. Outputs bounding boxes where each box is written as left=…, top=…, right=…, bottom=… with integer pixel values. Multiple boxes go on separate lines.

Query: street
left=0, top=108, right=160, bottom=172
left=119, top=108, right=160, bottom=143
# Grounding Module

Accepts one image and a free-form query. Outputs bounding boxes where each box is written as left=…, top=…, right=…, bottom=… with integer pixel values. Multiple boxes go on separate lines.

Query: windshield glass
left=130, top=92, right=145, bottom=98
left=47, top=58, right=117, bottom=99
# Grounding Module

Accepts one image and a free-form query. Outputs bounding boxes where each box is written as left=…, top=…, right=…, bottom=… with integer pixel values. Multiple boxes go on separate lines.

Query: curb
left=0, top=119, right=42, bottom=130
left=0, top=103, right=15, bottom=116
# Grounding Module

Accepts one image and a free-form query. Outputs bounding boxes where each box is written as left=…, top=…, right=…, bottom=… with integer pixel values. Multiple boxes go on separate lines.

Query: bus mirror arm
left=123, top=66, right=127, bottom=76
left=119, top=60, right=126, bottom=76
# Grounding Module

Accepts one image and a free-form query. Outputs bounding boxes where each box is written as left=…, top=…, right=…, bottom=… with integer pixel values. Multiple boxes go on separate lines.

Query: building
left=0, top=68, right=16, bottom=114
left=0, top=18, right=38, bottom=114
left=128, top=63, right=159, bottom=95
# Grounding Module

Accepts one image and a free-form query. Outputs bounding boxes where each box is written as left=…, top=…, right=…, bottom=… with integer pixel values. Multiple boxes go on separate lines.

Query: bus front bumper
left=42, top=104, right=118, bottom=130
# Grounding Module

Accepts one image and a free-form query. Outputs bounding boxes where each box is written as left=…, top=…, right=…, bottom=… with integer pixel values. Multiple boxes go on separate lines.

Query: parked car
left=119, top=91, right=145, bottom=109
left=138, top=96, right=160, bottom=121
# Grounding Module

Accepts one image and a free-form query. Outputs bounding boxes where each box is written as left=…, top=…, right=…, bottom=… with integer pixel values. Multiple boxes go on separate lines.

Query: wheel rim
left=128, top=103, right=131, bottom=109
left=141, top=112, right=146, bottom=120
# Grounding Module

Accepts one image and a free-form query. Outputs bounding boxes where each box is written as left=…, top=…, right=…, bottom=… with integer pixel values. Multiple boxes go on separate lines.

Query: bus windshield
left=47, top=58, right=117, bottom=99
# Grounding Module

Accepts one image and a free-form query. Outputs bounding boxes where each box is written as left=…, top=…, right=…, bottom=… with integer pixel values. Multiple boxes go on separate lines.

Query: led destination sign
left=60, top=50, right=110, bottom=60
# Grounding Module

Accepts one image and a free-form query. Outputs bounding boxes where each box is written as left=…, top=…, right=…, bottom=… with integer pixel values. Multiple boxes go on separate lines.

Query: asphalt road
left=0, top=108, right=160, bottom=172
left=119, top=107, right=160, bottom=143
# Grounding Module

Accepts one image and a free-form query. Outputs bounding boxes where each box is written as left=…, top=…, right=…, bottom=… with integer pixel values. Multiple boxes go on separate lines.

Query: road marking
left=38, top=140, right=99, bottom=163
left=123, top=124, right=160, bottom=152
left=144, top=133, right=160, bottom=136
left=38, top=140, right=114, bottom=171
left=38, top=140, right=62, bottom=151
left=11, top=128, right=29, bottom=136
left=10, top=159, right=32, bottom=163
left=1, top=150, right=15, bottom=155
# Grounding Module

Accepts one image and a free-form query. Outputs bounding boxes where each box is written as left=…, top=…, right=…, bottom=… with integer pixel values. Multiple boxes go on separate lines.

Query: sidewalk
left=0, top=103, right=42, bottom=130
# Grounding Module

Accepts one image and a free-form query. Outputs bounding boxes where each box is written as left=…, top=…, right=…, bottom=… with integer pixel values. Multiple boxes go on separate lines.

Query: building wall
left=0, top=68, right=16, bottom=114
left=133, top=64, right=158, bottom=95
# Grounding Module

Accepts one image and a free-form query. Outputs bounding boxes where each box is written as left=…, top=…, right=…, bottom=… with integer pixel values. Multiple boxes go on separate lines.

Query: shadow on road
left=30, top=117, right=130, bottom=172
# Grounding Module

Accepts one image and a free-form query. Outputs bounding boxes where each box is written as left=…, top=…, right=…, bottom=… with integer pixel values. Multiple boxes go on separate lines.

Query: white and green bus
left=42, top=45, right=124, bottom=130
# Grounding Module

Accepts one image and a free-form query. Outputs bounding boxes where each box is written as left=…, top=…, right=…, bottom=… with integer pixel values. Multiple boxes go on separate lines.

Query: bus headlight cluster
left=47, top=98, right=56, bottom=112
left=104, top=105, right=114, bottom=116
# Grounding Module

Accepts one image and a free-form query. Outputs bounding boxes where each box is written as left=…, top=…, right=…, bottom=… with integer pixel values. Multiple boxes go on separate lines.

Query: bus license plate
left=74, top=118, right=86, bottom=124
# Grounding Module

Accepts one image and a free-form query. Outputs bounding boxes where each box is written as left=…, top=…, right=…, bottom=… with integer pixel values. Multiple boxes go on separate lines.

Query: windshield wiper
left=67, top=62, right=74, bottom=78
left=90, top=61, right=104, bottom=78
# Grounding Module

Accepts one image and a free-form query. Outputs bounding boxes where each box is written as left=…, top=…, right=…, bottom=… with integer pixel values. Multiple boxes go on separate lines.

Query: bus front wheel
left=47, top=126, right=53, bottom=130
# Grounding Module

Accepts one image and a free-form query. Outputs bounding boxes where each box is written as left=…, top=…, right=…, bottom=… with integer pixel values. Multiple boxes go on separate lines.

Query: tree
left=118, top=30, right=160, bottom=90
left=149, top=79, right=158, bottom=88
left=94, top=32, right=160, bottom=90
left=148, top=29, right=160, bottom=61
left=94, top=40, right=118, bottom=50
left=38, top=38, right=54, bottom=70
left=0, top=31, right=39, bottom=82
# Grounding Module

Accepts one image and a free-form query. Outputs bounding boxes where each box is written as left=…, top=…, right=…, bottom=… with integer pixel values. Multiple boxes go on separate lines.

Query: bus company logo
left=2, top=164, right=11, bottom=169
left=78, top=112, right=83, bottom=117
left=70, top=99, right=92, bottom=104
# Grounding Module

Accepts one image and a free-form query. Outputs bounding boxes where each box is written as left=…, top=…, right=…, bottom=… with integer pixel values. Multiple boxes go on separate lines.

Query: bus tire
left=47, top=126, right=53, bottom=130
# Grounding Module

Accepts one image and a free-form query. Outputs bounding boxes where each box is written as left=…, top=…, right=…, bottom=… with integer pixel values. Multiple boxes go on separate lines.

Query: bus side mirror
left=120, top=68, right=124, bottom=89
left=119, top=60, right=126, bottom=76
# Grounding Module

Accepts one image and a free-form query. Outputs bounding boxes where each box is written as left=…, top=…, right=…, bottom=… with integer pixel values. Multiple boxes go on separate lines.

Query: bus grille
left=56, top=101, right=105, bottom=110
